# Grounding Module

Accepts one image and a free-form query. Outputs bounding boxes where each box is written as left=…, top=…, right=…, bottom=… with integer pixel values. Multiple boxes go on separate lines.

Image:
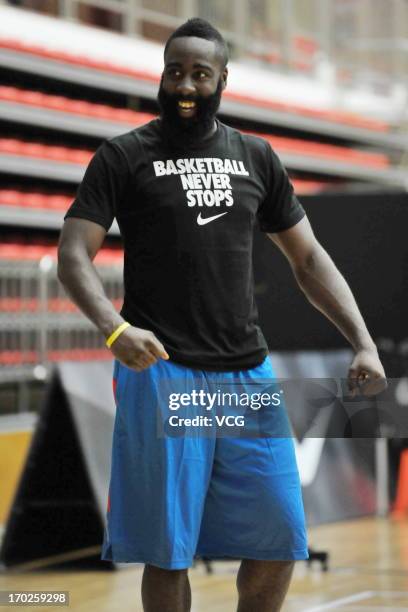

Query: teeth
left=178, top=101, right=196, bottom=109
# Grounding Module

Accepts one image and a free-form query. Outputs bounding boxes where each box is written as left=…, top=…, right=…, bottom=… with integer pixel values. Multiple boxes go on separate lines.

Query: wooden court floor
left=1, top=517, right=408, bottom=611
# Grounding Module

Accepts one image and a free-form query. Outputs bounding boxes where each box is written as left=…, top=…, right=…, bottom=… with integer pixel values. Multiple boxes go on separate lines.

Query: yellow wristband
left=106, top=322, right=130, bottom=348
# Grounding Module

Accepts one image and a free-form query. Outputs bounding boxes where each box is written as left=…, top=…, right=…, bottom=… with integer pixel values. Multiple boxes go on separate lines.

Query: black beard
left=157, top=77, right=223, bottom=144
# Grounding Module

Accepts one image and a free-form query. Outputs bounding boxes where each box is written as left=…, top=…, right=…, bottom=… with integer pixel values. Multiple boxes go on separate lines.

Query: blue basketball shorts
left=101, top=355, right=309, bottom=569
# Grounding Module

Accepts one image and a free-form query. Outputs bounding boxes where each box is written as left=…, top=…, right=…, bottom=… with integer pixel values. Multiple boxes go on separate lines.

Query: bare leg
left=236, top=559, right=295, bottom=612
left=141, top=564, right=191, bottom=612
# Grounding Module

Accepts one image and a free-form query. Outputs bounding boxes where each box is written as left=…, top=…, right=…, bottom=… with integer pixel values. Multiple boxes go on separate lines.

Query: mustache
left=158, top=81, right=222, bottom=113
left=175, top=96, right=197, bottom=102
left=159, top=92, right=203, bottom=106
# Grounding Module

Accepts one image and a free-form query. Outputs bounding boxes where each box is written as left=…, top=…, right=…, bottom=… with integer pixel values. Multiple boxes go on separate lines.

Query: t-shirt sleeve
left=257, top=141, right=306, bottom=233
left=64, top=140, right=129, bottom=231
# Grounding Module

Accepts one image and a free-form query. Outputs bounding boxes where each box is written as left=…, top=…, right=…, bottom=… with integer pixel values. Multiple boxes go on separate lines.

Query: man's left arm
left=267, top=215, right=387, bottom=397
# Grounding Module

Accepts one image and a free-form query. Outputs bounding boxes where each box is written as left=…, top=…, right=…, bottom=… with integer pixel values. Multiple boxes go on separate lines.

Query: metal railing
left=0, top=255, right=123, bottom=384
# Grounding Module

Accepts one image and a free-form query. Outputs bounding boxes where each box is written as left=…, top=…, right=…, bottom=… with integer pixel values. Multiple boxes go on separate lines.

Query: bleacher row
left=0, top=37, right=391, bottom=131
left=0, top=242, right=123, bottom=262
left=0, top=348, right=111, bottom=365
left=0, top=86, right=390, bottom=168
left=0, top=132, right=388, bottom=169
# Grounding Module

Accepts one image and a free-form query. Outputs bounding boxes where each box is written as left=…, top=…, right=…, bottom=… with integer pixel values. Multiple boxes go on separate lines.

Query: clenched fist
left=109, top=325, right=169, bottom=371
left=348, top=347, right=387, bottom=397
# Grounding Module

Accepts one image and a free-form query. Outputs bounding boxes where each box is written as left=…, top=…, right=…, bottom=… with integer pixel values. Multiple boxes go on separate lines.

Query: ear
left=221, top=67, right=228, bottom=89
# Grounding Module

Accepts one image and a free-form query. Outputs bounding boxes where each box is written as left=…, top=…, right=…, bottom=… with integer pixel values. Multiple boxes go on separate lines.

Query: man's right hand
left=109, top=326, right=169, bottom=371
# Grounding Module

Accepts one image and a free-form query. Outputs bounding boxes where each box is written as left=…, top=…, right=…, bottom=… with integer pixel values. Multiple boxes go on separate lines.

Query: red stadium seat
left=0, top=242, right=123, bottom=264
left=0, top=83, right=392, bottom=167
left=0, top=130, right=390, bottom=170
left=0, top=37, right=390, bottom=132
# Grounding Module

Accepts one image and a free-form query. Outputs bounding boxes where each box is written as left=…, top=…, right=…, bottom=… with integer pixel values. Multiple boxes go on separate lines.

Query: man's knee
left=144, top=564, right=189, bottom=579
left=236, top=559, right=295, bottom=596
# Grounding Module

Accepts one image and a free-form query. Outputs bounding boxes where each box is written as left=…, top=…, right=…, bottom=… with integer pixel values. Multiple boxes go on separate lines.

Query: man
left=58, top=18, right=387, bottom=612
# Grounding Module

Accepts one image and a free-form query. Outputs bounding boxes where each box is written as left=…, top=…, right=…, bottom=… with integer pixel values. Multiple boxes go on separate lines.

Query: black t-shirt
left=64, top=118, right=305, bottom=371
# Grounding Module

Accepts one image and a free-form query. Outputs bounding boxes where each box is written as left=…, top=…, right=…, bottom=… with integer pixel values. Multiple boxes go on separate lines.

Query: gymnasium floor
left=1, top=517, right=407, bottom=611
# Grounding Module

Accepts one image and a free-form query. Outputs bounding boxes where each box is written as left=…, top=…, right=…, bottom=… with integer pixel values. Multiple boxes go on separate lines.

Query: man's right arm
left=57, top=217, right=169, bottom=371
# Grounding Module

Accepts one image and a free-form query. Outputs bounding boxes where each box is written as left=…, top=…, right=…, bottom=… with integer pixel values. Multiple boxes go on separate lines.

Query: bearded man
left=58, top=17, right=386, bottom=612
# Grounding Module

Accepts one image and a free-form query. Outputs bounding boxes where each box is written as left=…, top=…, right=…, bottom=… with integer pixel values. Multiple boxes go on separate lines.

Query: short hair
left=164, top=18, right=229, bottom=68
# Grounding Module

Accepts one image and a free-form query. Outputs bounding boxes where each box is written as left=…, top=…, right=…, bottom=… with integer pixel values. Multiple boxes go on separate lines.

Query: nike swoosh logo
left=197, top=211, right=228, bottom=226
